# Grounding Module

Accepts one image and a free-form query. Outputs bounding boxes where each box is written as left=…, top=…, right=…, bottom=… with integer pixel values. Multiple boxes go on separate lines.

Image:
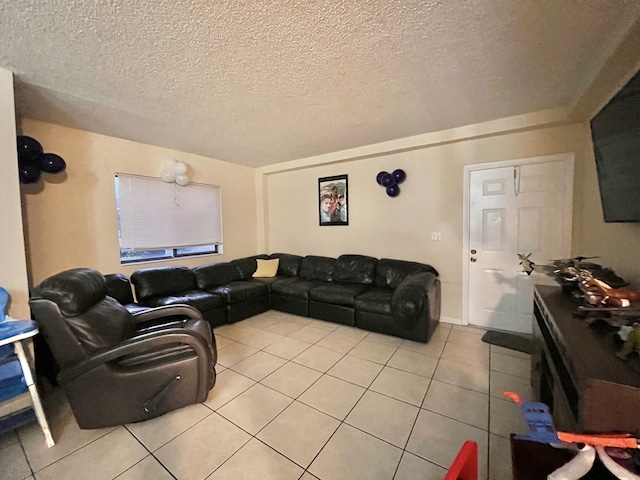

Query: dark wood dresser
left=531, top=284, right=640, bottom=434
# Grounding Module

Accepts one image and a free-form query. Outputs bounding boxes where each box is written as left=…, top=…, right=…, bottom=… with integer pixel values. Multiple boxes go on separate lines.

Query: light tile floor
left=0, top=311, right=533, bottom=480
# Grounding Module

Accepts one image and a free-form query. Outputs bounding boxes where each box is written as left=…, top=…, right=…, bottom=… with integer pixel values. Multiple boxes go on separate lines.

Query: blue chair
left=0, top=287, right=54, bottom=446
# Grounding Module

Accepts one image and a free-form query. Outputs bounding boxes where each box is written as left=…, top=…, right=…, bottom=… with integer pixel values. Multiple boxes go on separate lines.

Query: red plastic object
left=444, top=440, right=478, bottom=480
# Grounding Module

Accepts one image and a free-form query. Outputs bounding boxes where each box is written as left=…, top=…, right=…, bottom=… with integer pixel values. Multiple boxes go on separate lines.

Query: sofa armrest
left=391, top=272, right=438, bottom=329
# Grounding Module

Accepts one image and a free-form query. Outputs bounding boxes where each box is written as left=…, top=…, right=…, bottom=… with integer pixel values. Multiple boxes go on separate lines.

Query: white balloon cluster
left=160, top=158, right=190, bottom=186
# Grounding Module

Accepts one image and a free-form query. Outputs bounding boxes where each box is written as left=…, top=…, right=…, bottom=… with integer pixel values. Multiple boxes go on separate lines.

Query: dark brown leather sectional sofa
left=106, top=253, right=441, bottom=343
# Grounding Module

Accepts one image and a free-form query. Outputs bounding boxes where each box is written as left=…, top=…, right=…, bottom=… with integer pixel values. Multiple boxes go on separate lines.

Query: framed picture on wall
left=318, top=175, right=348, bottom=226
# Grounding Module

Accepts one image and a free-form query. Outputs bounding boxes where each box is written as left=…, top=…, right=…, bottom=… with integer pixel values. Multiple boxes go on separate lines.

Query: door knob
left=470, top=257, right=477, bottom=262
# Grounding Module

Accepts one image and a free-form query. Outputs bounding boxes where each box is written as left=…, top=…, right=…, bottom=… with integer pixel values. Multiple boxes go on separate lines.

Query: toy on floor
left=504, top=391, right=640, bottom=479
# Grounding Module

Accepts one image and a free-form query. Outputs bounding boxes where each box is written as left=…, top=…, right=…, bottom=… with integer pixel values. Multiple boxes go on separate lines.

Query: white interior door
left=466, top=156, right=573, bottom=334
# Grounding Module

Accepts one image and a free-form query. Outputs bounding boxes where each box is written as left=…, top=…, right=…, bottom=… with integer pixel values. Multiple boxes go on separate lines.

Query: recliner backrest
left=131, top=266, right=196, bottom=299
left=193, top=262, right=241, bottom=290
left=270, top=253, right=303, bottom=277
left=30, top=268, right=134, bottom=367
left=375, top=259, right=438, bottom=288
left=334, top=255, right=378, bottom=284
left=231, top=255, right=271, bottom=280
left=299, top=255, right=336, bottom=281
left=104, top=273, right=135, bottom=304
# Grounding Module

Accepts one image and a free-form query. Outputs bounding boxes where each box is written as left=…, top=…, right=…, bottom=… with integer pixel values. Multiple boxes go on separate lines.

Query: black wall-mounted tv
left=590, top=69, right=640, bottom=222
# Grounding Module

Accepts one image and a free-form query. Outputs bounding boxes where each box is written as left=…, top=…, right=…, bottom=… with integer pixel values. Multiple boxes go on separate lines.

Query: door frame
left=461, top=153, right=574, bottom=326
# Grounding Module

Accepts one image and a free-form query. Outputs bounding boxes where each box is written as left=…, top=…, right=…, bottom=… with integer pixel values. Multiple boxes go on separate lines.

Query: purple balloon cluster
left=16, top=136, right=67, bottom=184
left=376, top=169, right=406, bottom=197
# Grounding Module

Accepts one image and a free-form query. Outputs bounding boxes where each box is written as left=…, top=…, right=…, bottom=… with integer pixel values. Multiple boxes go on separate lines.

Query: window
left=115, top=174, right=223, bottom=264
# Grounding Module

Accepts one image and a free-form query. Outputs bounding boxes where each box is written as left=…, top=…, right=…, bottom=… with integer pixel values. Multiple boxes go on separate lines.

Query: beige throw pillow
left=253, top=258, right=280, bottom=278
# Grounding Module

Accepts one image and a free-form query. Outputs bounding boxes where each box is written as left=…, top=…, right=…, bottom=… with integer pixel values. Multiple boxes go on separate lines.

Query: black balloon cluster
left=376, top=169, right=406, bottom=197
left=16, top=136, right=66, bottom=184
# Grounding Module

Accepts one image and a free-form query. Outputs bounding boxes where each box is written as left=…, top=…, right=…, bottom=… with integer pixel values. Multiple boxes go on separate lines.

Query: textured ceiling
left=1, top=1, right=640, bottom=167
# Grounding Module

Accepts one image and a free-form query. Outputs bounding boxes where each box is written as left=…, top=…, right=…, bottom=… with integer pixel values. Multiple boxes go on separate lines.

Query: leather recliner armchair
left=29, top=268, right=217, bottom=429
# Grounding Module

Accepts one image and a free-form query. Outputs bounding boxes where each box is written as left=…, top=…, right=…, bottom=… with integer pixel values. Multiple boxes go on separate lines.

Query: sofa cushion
left=310, top=282, right=371, bottom=307
left=193, top=263, right=241, bottom=289
left=271, top=277, right=327, bottom=300
left=353, top=287, right=393, bottom=315
left=270, top=253, right=303, bottom=277
left=374, top=259, right=438, bottom=289
left=333, top=255, right=377, bottom=284
left=253, top=258, right=280, bottom=278
left=131, top=266, right=197, bottom=299
left=213, top=281, right=269, bottom=304
left=231, top=254, right=271, bottom=280
left=140, top=290, right=224, bottom=311
left=299, top=255, right=336, bottom=281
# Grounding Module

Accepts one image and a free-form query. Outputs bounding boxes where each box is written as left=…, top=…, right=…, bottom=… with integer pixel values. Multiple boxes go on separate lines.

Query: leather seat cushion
left=310, top=283, right=371, bottom=306
left=142, top=290, right=224, bottom=311
left=212, top=281, right=269, bottom=304
left=271, top=277, right=326, bottom=299
left=354, top=287, right=393, bottom=315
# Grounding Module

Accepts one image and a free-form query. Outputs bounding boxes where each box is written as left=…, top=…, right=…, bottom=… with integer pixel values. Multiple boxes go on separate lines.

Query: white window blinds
left=116, top=174, right=222, bottom=250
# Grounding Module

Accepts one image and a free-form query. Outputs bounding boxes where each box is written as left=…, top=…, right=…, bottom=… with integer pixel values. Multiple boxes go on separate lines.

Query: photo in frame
left=318, top=175, right=348, bottom=226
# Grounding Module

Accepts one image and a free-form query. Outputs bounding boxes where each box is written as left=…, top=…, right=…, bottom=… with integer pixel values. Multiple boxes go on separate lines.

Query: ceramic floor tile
left=394, top=451, right=447, bottom=480
left=260, top=361, right=322, bottom=398
left=263, top=337, right=312, bottom=360
left=489, top=432, right=513, bottom=480
left=214, top=323, right=262, bottom=342
left=203, top=369, right=256, bottom=410
left=292, top=344, right=344, bottom=372
left=406, top=409, right=488, bottom=478
left=229, top=350, right=287, bottom=381
left=315, top=331, right=363, bottom=353
left=333, top=325, right=369, bottom=339
left=348, top=340, right=398, bottom=364
left=298, top=375, right=365, bottom=420
left=0, top=441, right=32, bottom=480
left=452, top=324, right=486, bottom=336
left=308, top=423, right=402, bottom=480
left=236, top=330, right=285, bottom=349
left=217, top=383, right=292, bottom=434
left=326, top=355, right=383, bottom=388
left=213, top=334, right=234, bottom=349
left=306, top=319, right=340, bottom=331
left=369, top=366, right=431, bottom=406
left=288, top=325, right=331, bottom=343
left=447, top=330, right=491, bottom=349
left=429, top=324, right=452, bottom=343
left=126, top=402, right=212, bottom=451
left=489, top=396, right=529, bottom=439
left=240, top=314, right=283, bottom=330
left=216, top=342, right=258, bottom=367
left=345, top=391, right=419, bottom=448
left=491, top=351, right=531, bottom=378
left=0, top=430, right=19, bottom=449
left=432, top=358, right=489, bottom=394
left=19, top=394, right=117, bottom=472
left=399, top=338, right=445, bottom=358
left=265, top=320, right=306, bottom=336
left=207, top=438, right=303, bottom=479
left=491, top=343, right=531, bottom=359
left=114, top=455, right=174, bottom=480
left=387, top=349, right=439, bottom=378
left=422, top=379, right=489, bottom=430
left=299, top=473, right=320, bottom=480
left=362, top=331, right=403, bottom=347
left=257, top=401, right=340, bottom=468
left=155, top=412, right=251, bottom=480
left=490, top=370, right=534, bottom=400
left=34, top=427, right=147, bottom=480
left=441, top=342, right=490, bottom=369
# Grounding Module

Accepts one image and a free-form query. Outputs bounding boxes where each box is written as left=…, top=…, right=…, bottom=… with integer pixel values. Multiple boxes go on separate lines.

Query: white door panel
left=466, top=158, right=572, bottom=333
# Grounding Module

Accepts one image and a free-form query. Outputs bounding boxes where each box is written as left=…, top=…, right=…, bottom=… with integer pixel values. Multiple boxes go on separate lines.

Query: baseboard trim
left=440, top=316, right=462, bottom=325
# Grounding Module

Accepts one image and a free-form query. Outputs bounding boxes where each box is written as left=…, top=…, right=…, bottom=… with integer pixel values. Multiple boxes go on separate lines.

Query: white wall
left=0, top=68, right=30, bottom=318
left=20, top=119, right=259, bottom=284
left=258, top=120, right=620, bottom=322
